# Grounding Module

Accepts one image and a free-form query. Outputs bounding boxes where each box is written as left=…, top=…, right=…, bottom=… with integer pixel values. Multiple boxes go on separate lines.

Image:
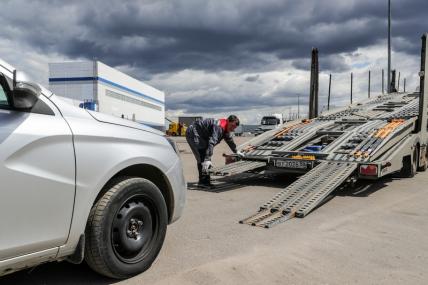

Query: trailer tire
left=399, top=149, right=417, bottom=178
left=85, top=177, right=168, bottom=279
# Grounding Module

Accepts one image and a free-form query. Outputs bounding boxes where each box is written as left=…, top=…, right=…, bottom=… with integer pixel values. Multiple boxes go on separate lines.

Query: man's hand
left=236, top=150, right=246, bottom=158
left=202, top=160, right=213, bottom=172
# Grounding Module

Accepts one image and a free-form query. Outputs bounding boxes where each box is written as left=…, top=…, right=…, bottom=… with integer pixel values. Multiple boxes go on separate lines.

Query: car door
left=0, top=75, right=75, bottom=261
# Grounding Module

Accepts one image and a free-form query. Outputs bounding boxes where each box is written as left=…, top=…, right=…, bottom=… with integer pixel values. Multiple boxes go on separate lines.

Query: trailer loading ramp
left=239, top=161, right=357, bottom=228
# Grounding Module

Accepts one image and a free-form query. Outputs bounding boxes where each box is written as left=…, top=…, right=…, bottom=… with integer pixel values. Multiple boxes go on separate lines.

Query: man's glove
left=236, top=150, right=246, bottom=158
left=202, top=160, right=213, bottom=173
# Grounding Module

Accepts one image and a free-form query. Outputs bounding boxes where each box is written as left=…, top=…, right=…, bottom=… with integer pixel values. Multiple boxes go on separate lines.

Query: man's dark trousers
left=186, top=126, right=210, bottom=184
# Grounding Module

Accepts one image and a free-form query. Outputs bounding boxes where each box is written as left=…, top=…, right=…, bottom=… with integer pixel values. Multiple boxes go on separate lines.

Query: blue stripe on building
left=49, top=76, right=164, bottom=105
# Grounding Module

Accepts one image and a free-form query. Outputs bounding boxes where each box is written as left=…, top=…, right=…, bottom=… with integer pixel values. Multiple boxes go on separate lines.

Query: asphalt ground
left=1, top=136, right=427, bottom=285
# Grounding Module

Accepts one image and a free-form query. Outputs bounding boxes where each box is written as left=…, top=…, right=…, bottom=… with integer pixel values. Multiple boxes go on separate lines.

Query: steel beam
left=309, top=48, right=319, bottom=119
left=417, top=34, right=428, bottom=140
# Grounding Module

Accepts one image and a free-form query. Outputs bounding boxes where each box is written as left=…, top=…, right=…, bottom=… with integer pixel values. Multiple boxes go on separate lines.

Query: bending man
left=186, top=115, right=241, bottom=188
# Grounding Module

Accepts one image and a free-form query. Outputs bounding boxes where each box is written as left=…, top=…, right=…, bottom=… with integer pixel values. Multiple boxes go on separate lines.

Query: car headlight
left=166, top=137, right=179, bottom=153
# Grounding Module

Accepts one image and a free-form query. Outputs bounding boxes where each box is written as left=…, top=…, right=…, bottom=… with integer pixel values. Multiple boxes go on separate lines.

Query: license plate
left=275, top=159, right=312, bottom=169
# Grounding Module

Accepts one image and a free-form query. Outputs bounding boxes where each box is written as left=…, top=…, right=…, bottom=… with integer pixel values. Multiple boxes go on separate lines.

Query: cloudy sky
left=1, top=0, right=427, bottom=124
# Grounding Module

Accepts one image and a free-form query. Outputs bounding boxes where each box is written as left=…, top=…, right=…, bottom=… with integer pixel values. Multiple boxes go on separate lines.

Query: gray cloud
left=166, top=83, right=310, bottom=114
left=291, top=59, right=311, bottom=71
left=167, top=92, right=306, bottom=114
left=292, top=53, right=350, bottom=73
left=0, top=0, right=426, bottom=120
left=245, top=74, right=260, bottom=82
left=2, top=0, right=427, bottom=75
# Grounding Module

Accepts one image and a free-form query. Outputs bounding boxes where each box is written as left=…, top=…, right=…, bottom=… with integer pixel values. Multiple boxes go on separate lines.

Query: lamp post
left=387, top=0, right=391, bottom=93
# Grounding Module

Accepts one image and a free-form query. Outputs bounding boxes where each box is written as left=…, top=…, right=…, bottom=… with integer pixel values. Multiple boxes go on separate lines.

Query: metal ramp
left=240, top=161, right=358, bottom=228
left=210, top=160, right=266, bottom=176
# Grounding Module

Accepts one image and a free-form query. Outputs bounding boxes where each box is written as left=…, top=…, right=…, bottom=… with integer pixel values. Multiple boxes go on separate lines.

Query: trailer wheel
left=85, top=177, right=168, bottom=279
left=399, top=148, right=417, bottom=178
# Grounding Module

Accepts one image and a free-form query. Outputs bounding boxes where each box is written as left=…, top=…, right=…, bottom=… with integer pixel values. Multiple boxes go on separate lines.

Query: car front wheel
left=85, top=177, right=168, bottom=279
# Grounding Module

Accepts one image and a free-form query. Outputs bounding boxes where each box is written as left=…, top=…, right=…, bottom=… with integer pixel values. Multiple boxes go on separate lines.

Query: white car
left=0, top=59, right=186, bottom=279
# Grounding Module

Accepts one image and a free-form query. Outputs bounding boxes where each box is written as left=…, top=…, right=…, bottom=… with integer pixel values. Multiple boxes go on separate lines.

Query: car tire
left=85, top=177, right=168, bottom=279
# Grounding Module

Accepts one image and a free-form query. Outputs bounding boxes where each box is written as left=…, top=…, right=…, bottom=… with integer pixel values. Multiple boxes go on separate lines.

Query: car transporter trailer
left=210, top=34, right=428, bottom=228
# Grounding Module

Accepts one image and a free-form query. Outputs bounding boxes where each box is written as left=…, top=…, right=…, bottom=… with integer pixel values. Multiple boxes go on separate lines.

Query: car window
left=0, top=84, right=9, bottom=107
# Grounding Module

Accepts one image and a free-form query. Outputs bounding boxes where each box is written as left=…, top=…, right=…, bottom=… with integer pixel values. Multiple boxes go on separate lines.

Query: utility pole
left=388, top=0, right=391, bottom=93
left=351, top=72, right=353, bottom=104
left=309, top=48, right=319, bottom=118
left=297, top=93, right=300, bottom=119
left=368, top=70, right=371, bottom=98
left=398, top=71, right=401, bottom=91
left=404, top=78, right=406, bottom=92
left=328, top=74, right=332, bottom=110
left=382, top=69, right=385, bottom=94
left=416, top=33, right=427, bottom=135
left=391, top=70, right=396, bottom=92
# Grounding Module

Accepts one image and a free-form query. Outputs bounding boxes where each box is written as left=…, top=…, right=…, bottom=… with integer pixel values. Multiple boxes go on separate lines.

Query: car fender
left=57, top=154, right=177, bottom=259
left=55, top=116, right=179, bottom=259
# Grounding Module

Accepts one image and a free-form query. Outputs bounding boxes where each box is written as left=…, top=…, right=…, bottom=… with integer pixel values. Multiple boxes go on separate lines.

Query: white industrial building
left=49, top=61, right=165, bottom=129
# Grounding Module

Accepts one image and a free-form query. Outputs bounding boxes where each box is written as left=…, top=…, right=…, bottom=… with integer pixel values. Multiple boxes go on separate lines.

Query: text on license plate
left=275, top=160, right=310, bottom=169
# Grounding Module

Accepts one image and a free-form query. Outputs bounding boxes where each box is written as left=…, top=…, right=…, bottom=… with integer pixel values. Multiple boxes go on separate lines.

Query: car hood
left=49, top=94, right=164, bottom=136
left=87, top=111, right=165, bottom=136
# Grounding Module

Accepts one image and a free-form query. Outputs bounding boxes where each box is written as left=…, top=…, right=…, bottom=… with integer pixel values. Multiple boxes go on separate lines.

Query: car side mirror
left=12, top=70, right=41, bottom=109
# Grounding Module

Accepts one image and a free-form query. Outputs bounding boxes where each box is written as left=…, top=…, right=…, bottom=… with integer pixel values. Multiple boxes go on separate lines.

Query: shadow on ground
left=0, top=261, right=117, bottom=285
left=189, top=171, right=401, bottom=223
left=336, top=176, right=396, bottom=197
left=187, top=172, right=298, bottom=193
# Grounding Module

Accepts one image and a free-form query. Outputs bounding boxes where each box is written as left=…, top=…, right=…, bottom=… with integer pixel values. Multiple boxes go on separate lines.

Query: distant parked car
left=253, top=114, right=284, bottom=136
left=0, top=59, right=186, bottom=279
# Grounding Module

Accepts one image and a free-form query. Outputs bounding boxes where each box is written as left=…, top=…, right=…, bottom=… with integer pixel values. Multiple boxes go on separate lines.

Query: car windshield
left=261, top=117, right=279, bottom=125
